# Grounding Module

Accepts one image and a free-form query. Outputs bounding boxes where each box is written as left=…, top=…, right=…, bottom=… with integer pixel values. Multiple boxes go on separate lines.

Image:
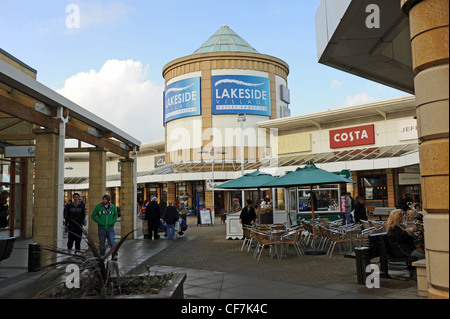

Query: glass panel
left=0, top=187, right=10, bottom=229
left=14, top=185, right=22, bottom=228
left=0, top=161, right=10, bottom=183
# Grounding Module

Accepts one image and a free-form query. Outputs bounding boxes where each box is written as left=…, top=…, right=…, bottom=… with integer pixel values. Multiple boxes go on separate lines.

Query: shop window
left=359, top=173, right=388, bottom=207
left=0, top=156, right=26, bottom=236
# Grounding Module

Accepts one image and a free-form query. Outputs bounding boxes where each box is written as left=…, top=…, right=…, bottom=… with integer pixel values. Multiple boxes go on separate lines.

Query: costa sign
left=330, top=124, right=375, bottom=149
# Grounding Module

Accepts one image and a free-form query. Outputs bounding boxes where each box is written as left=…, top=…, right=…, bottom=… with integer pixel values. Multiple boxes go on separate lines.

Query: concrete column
left=88, top=148, right=107, bottom=247
left=167, top=182, right=176, bottom=204
left=32, top=128, right=59, bottom=266
left=120, top=158, right=134, bottom=239
left=401, top=0, right=449, bottom=299
left=386, top=169, right=396, bottom=207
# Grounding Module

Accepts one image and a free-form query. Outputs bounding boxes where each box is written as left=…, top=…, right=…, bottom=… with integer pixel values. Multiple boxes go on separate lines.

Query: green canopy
left=261, top=163, right=355, bottom=253
left=216, top=170, right=277, bottom=189
left=216, top=171, right=277, bottom=226
left=262, top=163, right=355, bottom=188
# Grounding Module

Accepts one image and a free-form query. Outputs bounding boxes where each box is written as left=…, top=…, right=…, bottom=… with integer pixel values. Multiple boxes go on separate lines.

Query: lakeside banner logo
left=212, top=75, right=271, bottom=116
left=164, top=77, right=201, bottom=124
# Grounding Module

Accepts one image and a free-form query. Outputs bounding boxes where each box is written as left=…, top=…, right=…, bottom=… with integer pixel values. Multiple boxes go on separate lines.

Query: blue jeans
left=98, top=228, right=115, bottom=255
left=166, top=224, right=175, bottom=240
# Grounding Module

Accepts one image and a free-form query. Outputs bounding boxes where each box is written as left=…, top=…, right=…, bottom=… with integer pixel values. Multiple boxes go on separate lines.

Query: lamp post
left=199, top=149, right=227, bottom=225
left=237, top=113, right=246, bottom=207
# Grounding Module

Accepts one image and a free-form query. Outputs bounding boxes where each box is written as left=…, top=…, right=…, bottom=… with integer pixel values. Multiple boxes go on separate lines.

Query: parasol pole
left=305, top=184, right=326, bottom=255
left=258, top=187, right=261, bottom=227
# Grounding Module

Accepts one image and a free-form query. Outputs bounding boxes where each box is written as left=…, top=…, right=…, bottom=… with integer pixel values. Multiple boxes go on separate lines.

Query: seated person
left=386, top=209, right=425, bottom=261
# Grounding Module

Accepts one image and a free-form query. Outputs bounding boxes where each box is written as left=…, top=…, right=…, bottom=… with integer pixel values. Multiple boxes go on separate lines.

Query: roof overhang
left=0, top=59, right=141, bottom=156
left=258, top=95, right=415, bottom=130
left=316, top=0, right=415, bottom=94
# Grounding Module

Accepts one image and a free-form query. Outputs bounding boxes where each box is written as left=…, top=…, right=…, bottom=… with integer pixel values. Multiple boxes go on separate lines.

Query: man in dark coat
left=146, top=197, right=161, bottom=240
left=239, top=200, right=257, bottom=238
left=163, top=202, right=178, bottom=240
left=64, top=193, right=86, bottom=253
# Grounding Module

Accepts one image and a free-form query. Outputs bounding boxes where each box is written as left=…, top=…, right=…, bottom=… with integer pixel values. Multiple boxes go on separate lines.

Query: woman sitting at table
left=386, top=209, right=425, bottom=261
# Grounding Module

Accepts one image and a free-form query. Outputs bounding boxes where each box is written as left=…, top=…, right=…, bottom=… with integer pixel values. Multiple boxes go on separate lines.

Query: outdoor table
left=268, top=228, right=289, bottom=259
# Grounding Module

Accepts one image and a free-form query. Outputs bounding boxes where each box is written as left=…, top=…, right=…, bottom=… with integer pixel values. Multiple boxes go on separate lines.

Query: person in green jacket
left=91, top=194, right=118, bottom=256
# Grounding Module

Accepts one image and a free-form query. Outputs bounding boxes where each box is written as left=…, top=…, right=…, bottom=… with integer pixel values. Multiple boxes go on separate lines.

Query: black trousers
left=67, top=228, right=83, bottom=251
left=148, top=218, right=160, bottom=239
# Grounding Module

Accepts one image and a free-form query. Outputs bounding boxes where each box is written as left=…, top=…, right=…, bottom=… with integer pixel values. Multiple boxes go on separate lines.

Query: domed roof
left=193, top=25, right=259, bottom=54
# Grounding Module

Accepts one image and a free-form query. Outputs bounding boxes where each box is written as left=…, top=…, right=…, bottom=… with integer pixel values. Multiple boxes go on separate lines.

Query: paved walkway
left=0, top=216, right=424, bottom=300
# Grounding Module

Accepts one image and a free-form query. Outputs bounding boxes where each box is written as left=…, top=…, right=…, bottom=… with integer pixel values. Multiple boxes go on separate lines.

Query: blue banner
left=212, top=75, right=271, bottom=116
left=164, top=77, right=201, bottom=124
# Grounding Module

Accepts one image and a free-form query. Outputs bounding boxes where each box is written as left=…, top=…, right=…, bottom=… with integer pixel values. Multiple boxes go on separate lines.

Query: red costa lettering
left=330, top=125, right=375, bottom=149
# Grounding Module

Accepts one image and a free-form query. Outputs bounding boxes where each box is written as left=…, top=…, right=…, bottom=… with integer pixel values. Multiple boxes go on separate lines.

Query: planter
left=260, top=208, right=273, bottom=224
left=35, top=273, right=187, bottom=299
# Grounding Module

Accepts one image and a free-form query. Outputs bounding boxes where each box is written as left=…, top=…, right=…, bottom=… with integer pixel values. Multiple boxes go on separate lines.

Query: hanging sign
left=4, top=145, right=35, bottom=158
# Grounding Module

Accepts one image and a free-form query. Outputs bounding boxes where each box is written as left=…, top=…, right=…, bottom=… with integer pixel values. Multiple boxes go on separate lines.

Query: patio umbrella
left=262, top=162, right=356, bottom=254
left=216, top=170, right=277, bottom=226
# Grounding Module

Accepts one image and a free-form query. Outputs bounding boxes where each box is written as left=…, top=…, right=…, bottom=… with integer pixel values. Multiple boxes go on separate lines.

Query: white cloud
left=345, top=92, right=377, bottom=106
left=330, top=79, right=342, bottom=89
left=57, top=59, right=164, bottom=144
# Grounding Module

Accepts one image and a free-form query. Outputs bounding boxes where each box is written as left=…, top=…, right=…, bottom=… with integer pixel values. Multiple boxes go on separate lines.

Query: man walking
left=146, top=197, right=161, bottom=240
left=91, top=195, right=118, bottom=256
left=64, top=193, right=86, bottom=253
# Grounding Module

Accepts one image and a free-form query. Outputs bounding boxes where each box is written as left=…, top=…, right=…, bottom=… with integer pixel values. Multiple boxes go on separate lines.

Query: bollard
left=28, top=243, right=41, bottom=272
left=355, top=247, right=370, bottom=285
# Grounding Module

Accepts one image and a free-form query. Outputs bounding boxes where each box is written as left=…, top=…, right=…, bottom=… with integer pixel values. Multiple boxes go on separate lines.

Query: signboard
left=330, top=124, right=375, bottom=149
left=212, top=75, right=271, bottom=116
left=280, top=84, right=291, bottom=104
left=5, top=145, right=35, bottom=158
left=398, top=119, right=418, bottom=141
left=277, top=133, right=311, bottom=155
left=398, top=173, right=421, bottom=185
left=154, top=155, right=166, bottom=168
left=164, top=77, right=201, bottom=124
left=198, top=208, right=212, bottom=226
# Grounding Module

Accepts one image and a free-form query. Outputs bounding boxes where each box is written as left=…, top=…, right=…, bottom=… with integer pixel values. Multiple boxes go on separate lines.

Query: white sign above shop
left=398, top=173, right=421, bottom=185
left=398, top=119, right=418, bottom=141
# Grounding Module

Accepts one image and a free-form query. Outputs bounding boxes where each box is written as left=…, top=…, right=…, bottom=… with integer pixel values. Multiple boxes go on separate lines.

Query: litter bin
left=28, top=243, right=41, bottom=272
left=355, top=247, right=370, bottom=285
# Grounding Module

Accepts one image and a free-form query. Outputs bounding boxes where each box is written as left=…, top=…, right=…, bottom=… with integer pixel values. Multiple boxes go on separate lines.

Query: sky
left=0, top=0, right=410, bottom=144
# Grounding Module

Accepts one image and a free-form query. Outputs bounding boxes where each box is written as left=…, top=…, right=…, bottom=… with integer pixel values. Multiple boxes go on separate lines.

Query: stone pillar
left=120, top=158, right=135, bottom=239
left=167, top=182, right=176, bottom=204
left=401, top=0, right=449, bottom=299
left=386, top=169, right=396, bottom=208
left=88, top=148, right=107, bottom=247
left=32, top=128, right=59, bottom=266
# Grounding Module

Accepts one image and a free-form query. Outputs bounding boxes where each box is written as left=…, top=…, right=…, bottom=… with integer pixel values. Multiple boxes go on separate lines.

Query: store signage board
left=398, top=119, right=418, bottom=141
left=198, top=208, right=212, bottom=226
left=277, top=133, right=311, bottom=155
left=398, top=173, right=421, bottom=185
left=164, top=77, right=201, bottom=124
left=329, top=124, right=375, bottom=149
left=211, top=75, right=271, bottom=116
left=5, top=145, right=35, bottom=158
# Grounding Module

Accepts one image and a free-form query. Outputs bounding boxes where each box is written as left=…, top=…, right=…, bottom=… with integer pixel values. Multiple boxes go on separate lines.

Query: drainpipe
left=133, top=146, right=138, bottom=239
left=57, top=106, right=69, bottom=250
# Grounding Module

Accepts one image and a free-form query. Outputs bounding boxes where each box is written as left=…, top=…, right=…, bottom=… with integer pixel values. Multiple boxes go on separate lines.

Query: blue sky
left=0, top=0, right=409, bottom=143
